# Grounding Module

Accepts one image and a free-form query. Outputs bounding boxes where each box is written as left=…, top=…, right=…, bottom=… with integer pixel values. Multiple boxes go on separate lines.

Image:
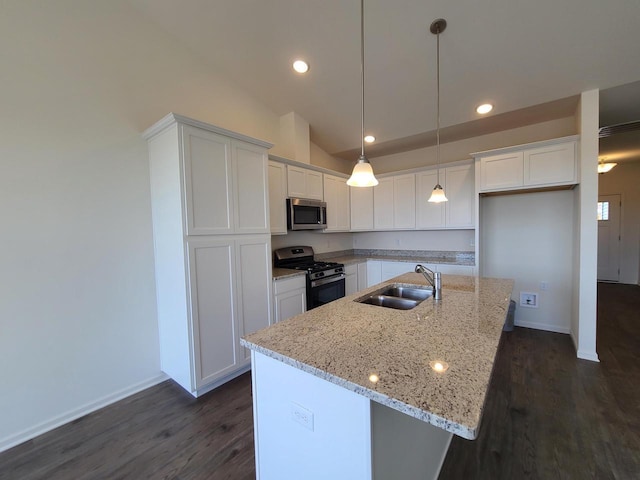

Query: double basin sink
left=355, top=283, right=433, bottom=310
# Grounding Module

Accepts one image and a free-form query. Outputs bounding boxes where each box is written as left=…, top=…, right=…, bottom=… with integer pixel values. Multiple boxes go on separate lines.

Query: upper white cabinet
left=287, top=165, right=323, bottom=200
left=350, top=186, right=374, bottom=231
left=268, top=161, right=287, bottom=235
left=324, top=174, right=351, bottom=232
left=182, top=125, right=269, bottom=235
left=416, top=163, right=474, bottom=229
left=373, top=174, right=416, bottom=230
left=477, top=137, right=578, bottom=193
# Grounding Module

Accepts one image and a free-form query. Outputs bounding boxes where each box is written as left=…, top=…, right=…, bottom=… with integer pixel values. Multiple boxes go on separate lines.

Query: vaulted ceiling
left=131, top=0, right=640, bottom=162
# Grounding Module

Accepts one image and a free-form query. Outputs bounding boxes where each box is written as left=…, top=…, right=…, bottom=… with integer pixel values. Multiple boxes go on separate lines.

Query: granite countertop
left=242, top=272, right=514, bottom=440
left=272, top=267, right=305, bottom=280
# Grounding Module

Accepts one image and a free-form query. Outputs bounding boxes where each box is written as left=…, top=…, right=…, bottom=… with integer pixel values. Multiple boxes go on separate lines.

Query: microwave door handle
left=320, top=207, right=326, bottom=225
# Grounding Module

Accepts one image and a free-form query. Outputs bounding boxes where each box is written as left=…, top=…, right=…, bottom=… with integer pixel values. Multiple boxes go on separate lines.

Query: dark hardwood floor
left=440, top=282, right=640, bottom=479
left=1, top=282, right=638, bottom=479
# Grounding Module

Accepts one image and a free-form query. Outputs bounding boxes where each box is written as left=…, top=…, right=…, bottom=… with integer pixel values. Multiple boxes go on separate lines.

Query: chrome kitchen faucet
left=415, top=264, right=442, bottom=300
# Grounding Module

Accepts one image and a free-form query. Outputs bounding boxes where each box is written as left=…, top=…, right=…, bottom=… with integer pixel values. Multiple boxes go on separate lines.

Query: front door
left=597, top=194, right=621, bottom=281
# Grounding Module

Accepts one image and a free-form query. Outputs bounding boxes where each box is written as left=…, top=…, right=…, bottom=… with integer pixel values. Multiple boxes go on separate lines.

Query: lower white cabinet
left=365, top=259, right=474, bottom=288
left=273, top=275, right=306, bottom=322
left=159, top=235, right=272, bottom=397
left=345, top=264, right=358, bottom=295
left=436, top=264, right=475, bottom=276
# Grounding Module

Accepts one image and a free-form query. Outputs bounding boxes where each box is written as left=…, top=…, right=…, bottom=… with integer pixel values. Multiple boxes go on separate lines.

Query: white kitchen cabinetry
left=373, top=174, right=416, bottom=230
left=324, top=174, right=351, bottom=232
left=287, top=165, right=323, bottom=200
left=477, top=137, right=578, bottom=193
left=350, top=186, right=374, bottom=231
left=366, top=260, right=382, bottom=287
left=436, top=264, right=475, bottom=276
left=182, top=124, right=269, bottom=235
left=381, top=261, right=417, bottom=282
left=273, top=275, right=306, bottom=322
left=268, top=161, right=287, bottom=235
left=416, top=164, right=474, bottom=229
left=145, top=113, right=273, bottom=397
left=345, top=264, right=358, bottom=295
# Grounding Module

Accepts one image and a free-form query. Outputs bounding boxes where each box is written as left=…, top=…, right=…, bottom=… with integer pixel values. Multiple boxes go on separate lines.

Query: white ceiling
left=131, top=0, right=640, bottom=161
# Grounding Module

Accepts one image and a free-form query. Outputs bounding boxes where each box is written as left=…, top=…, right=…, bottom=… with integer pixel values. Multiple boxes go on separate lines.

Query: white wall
left=573, top=90, right=600, bottom=362
left=0, top=0, right=285, bottom=451
left=598, top=160, right=640, bottom=285
left=271, top=231, right=354, bottom=254
left=481, top=191, right=575, bottom=333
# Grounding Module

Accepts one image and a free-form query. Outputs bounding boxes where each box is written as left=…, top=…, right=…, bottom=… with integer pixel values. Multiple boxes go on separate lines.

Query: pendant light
left=347, top=0, right=378, bottom=187
left=428, top=19, right=448, bottom=203
left=597, top=157, right=617, bottom=174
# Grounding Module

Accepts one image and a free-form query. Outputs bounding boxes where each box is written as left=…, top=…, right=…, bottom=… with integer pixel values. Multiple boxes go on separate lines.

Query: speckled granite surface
left=242, top=272, right=514, bottom=440
left=272, top=267, right=305, bottom=280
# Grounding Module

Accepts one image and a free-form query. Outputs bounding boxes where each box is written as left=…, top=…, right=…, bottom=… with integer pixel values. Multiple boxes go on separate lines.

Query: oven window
left=294, top=205, right=320, bottom=225
left=309, top=279, right=345, bottom=309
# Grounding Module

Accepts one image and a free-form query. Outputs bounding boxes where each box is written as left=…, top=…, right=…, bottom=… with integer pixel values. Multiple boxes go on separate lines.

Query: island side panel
left=251, top=351, right=373, bottom=480
left=371, top=401, right=453, bottom=480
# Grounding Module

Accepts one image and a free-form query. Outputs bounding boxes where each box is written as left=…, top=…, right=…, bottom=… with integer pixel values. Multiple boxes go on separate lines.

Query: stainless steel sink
left=355, top=283, right=433, bottom=310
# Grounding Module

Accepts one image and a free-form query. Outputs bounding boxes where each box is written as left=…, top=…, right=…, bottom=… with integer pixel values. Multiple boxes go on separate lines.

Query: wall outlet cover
left=520, top=292, right=538, bottom=308
left=290, top=402, right=314, bottom=431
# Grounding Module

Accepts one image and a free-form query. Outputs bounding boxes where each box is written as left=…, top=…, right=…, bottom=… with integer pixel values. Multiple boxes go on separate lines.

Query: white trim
left=143, top=113, right=274, bottom=149
left=514, top=320, right=570, bottom=335
left=470, top=134, right=580, bottom=158
left=577, top=350, right=600, bottom=362
left=0, top=373, right=168, bottom=453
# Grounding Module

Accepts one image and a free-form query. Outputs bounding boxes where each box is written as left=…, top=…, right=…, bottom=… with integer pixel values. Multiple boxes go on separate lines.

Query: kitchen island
left=241, top=272, right=514, bottom=480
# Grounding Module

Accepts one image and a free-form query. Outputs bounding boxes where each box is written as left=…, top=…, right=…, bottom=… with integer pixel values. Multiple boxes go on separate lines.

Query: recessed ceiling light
left=292, top=60, right=309, bottom=74
left=476, top=103, right=493, bottom=114
left=429, top=360, right=449, bottom=373
left=364, top=135, right=375, bottom=143
left=368, top=373, right=379, bottom=383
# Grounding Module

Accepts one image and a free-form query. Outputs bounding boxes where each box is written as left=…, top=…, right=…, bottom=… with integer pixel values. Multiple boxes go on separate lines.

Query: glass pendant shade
left=347, top=155, right=379, bottom=187
left=428, top=184, right=448, bottom=203
left=597, top=162, right=617, bottom=173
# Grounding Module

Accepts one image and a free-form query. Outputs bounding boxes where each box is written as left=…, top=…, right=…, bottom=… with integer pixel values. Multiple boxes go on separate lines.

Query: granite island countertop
left=242, top=272, right=514, bottom=440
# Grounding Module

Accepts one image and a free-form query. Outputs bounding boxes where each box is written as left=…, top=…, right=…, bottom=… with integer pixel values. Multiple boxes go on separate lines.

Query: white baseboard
left=514, top=320, right=570, bottom=335
left=0, top=373, right=168, bottom=453
left=577, top=350, right=600, bottom=362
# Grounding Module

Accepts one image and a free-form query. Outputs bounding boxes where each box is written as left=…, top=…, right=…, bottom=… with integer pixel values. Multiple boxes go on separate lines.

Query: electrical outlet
left=520, top=292, right=538, bottom=308
left=290, top=402, right=314, bottom=431
left=540, top=281, right=549, bottom=291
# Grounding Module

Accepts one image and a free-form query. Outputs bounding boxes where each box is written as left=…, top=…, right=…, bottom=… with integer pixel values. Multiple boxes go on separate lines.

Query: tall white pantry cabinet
left=144, top=113, right=273, bottom=397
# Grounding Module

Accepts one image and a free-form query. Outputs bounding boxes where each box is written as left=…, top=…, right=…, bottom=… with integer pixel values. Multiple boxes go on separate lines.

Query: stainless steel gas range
left=274, top=246, right=345, bottom=310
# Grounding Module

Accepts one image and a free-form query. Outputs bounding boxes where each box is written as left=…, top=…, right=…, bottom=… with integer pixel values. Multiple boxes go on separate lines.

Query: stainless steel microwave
left=287, top=198, right=327, bottom=230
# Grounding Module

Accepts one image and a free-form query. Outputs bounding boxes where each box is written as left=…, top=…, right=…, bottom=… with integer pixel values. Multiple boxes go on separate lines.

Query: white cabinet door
left=445, top=164, right=475, bottom=228
left=381, top=261, right=415, bottom=281
left=324, top=174, right=351, bottom=232
left=235, top=236, right=272, bottom=364
left=350, top=186, right=374, bottom=231
left=273, top=275, right=306, bottom=322
left=366, top=260, right=382, bottom=287
left=233, top=142, right=270, bottom=234
left=374, top=178, right=394, bottom=230
left=182, top=125, right=233, bottom=235
left=306, top=170, right=324, bottom=200
left=187, top=238, right=238, bottom=389
left=268, top=161, right=288, bottom=235
left=393, top=174, right=416, bottom=229
left=436, top=264, right=475, bottom=276
left=357, top=262, right=368, bottom=291
left=345, top=264, right=358, bottom=295
left=479, top=151, right=523, bottom=192
left=416, top=170, right=446, bottom=229
left=524, top=142, right=576, bottom=187
left=287, top=165, right=324, bottom=200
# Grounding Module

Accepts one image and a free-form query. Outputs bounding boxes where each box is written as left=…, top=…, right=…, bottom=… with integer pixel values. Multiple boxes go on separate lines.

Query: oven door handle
left=310, top=273, right=345, bottom=288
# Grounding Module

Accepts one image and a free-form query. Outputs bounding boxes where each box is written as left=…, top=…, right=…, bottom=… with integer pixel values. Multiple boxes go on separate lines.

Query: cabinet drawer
left=273, top=275, right=306, bottom=295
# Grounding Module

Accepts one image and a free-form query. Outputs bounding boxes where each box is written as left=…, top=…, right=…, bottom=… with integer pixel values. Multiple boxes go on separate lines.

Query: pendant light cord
left=435, top=24, right=441, bottom=185
left=360, top=0, right=365, bottom=158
